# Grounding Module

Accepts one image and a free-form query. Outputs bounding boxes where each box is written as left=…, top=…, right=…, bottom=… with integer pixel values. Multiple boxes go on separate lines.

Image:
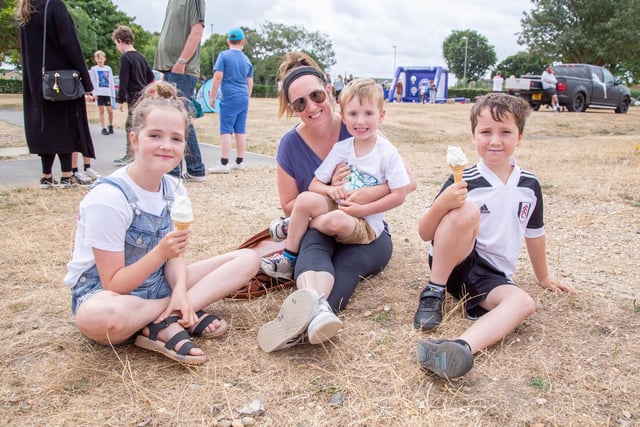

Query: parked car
left=505, top=64, right=632, bottom=113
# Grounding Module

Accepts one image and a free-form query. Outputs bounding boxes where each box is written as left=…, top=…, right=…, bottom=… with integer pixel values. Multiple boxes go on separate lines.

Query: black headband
left=283, top=66, right=326, bottom=101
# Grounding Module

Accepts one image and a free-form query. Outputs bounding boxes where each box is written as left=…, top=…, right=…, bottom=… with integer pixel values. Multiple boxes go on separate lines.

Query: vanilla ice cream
left=447, top=146, right=468, bottom=183
left=171, top=195, right=193, bottom=229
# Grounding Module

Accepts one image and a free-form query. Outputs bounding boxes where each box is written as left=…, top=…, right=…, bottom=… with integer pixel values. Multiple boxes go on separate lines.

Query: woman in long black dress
left=17, top=0, right=95, bottom=188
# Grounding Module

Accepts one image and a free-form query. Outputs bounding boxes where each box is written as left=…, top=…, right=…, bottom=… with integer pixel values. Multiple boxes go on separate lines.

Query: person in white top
left=88, top=50, right=116, bottom=135
left=541, top=64, right=561, bottom=111
left=64, top=84, right=259, bottom=365
left=492, top=71, right=504, bottom=92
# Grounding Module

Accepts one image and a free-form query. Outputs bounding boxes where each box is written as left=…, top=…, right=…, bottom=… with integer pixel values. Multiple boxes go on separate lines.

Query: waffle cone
left=450, top=164, right=465, bottom=183
left=173, top=221, right=192, bottom=231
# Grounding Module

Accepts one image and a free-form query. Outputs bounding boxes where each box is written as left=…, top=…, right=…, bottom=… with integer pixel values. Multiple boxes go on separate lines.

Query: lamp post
left=462, top=36, right=468, bottom=87
left=392, top=45, right=397, bottom=74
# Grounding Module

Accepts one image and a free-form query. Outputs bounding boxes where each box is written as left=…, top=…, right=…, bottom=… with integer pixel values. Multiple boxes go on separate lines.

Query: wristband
left=177, top=57, right=187, bottom=64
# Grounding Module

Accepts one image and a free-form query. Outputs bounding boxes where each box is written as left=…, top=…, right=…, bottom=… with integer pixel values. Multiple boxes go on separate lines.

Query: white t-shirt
left=89, top=64, right=116, bottom=98
left=63, top=168, right=184, bottom=288
left=492, top=75, right=504, bottom=91
left=314, top=135, right=410, bottom=237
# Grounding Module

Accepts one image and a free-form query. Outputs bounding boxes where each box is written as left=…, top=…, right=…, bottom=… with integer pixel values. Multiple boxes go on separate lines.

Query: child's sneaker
left=39, top=176, right=57, bottom=189
left=307, top=296, right=343, bottom=345
left=269, top=216, right=290, bottom=241
left=84, top=168, right=100, bottom=181
left=257, top=288, right=319, bottom=353
left=113, top=155, right=132, bottom=167
left=207, top=162, right=230, bottom=174
left=101, top=128, right=109, bottom=135
left=73, top=171, right=93, bottom=186
left=59, top=176, right=75, bottom=189
left=413, top=283, right=445, bottom=331
left=260, top=253, right=293, bottom=280
left=231, top=162, right=245, bottom=171
left=417, top=339, right=473, bottom=379
left=108, top=125, right=114, bottom=134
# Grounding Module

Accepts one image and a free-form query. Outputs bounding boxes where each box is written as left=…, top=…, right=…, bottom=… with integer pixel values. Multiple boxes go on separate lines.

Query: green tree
left=442, top=30, right=496, bottom=85
left=1, top=0, right=21, bottom=65
left=518, top=0, right=640, bottom=81
left=495, top=51, right=547, bottom=78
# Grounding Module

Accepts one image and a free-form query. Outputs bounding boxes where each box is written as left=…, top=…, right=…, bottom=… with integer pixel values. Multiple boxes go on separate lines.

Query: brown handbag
left=227, top=228, right=295, bottom=299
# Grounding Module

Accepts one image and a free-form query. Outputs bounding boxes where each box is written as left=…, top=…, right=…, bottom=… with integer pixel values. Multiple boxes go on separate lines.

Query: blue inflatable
left=388, top=66, right=449, bottom=103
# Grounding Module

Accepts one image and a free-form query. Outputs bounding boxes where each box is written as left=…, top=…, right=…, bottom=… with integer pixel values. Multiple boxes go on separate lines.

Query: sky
left=110, top=0, right=533, bottom=80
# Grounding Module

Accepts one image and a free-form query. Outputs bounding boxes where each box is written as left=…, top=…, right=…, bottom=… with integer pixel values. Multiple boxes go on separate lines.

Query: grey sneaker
left=257, top=289, right=319, bottom=353
left=84, top=167, right=100, bottom=180
left=269, top=216, right=290, bottom=242
left=207, top=162, right=230, bottom=174
left=260, top=253, right=293, bottom=280
left=413, top=284, right=445, bottom=331
left=113, top=155, right=132, bottom=167
left=417, top=339, right=474, bottom=379
left=307, top=297, right=342, bottom=345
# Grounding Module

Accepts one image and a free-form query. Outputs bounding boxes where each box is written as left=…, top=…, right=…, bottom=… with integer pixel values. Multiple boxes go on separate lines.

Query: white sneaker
left=307, top=297, right=343, bottom=345
left=84, top=167, right=100, bottom=180
left=260, top=253, right=293, bottom=280
left=73, top=171, right=93, bottom=186
left=269, top=217, right=290, bottom=242
left=231, top=162, right=246, bottom=171
left=208, top=162, right=230, bottom=174
left=257, top=289, right=320, bottom=353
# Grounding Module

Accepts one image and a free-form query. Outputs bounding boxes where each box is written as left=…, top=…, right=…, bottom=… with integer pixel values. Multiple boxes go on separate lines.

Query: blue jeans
left=164, top=72, right=206, bottom=177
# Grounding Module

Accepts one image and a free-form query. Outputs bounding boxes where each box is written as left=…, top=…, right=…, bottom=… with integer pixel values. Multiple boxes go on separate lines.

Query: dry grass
left=1, top=94, right=639, bottom=426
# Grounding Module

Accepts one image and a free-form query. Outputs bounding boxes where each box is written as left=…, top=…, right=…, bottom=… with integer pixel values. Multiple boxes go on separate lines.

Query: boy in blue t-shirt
left=208, top=27, right=254, bottom=173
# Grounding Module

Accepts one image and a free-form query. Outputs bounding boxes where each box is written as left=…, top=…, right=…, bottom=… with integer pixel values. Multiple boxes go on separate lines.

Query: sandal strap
left=146, top=315, right=181, bottom=341
left=191, top=310, right=222, bottom=337
left=163, top=329, right=198, bottom=356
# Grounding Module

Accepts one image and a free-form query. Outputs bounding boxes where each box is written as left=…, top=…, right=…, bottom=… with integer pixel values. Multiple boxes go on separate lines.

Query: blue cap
left=228, top=27, right=245, bottom=41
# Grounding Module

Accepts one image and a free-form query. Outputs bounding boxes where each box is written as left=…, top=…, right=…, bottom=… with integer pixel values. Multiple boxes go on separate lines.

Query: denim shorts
left=70, top=269, right=172, bottom=316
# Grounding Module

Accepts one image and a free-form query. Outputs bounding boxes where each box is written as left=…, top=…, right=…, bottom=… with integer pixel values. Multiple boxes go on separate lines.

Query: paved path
left=0, top=108, right=276, bottom=190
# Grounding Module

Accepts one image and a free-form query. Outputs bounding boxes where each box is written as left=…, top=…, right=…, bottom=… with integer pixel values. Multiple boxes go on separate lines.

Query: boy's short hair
left=470, top=93, right=531, bottom=135
left=111, top=25, right=135, bottom=45
left=339, top=78, right=384, bottom=111
left=94, top=50, right=106, bottom=59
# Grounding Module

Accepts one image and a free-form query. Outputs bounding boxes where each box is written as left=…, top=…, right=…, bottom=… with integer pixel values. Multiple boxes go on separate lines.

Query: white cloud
left=111, top=0, right=532, bottom=79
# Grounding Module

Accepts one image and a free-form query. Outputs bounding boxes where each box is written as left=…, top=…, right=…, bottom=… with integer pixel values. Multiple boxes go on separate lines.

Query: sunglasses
left=290, top=90, right=327, bottom=112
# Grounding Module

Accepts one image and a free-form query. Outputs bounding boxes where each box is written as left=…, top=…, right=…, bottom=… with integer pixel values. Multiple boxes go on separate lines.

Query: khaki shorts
left=323, top=196, right=377, bottom=245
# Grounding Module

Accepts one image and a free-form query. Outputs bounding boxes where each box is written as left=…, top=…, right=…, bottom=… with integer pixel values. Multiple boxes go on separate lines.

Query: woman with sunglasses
left=257, top=52, right=416, bottom=352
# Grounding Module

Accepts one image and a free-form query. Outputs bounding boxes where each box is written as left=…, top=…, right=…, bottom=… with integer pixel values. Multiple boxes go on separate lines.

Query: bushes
left=252, top=84, right=279, bottom=98
left=0, top=80, right=22, bottom=94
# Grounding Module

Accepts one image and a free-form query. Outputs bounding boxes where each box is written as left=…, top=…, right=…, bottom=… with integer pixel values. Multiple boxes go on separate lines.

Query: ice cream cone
left=173, top=221, right=192, bottom=231
left=450, top=164, right=464, bottom=183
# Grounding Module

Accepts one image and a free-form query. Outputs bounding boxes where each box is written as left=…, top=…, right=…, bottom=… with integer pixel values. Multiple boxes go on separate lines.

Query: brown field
left=1, top=94, right=639, bottom=426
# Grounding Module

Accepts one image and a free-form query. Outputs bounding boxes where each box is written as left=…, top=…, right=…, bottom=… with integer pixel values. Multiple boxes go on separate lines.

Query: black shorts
left=544, top=87, right=557, bottom=96
left=96, top=96, right=112, bottom=106
left=429, top=245, right=515, bottom=319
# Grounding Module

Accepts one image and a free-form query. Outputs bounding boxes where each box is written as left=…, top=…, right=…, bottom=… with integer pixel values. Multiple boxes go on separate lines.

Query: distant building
left=0, top=69, right=22, bottom=80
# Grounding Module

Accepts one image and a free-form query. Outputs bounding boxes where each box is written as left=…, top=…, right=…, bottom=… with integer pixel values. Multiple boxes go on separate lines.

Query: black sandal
left=134, top=315, right=206, bottom=365
left=190, top=310, right=228, bottom=338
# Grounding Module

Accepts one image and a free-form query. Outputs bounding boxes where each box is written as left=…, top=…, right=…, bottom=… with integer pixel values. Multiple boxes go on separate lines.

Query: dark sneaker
left=59, top=176, right=75, bottom=189
left=39, top=176, right=57, bottom=189
left=101, top=128, right=109, bottom=135
left=180, top=172, right=205, bottom=182
left=269, top=216, right=290, bottom=241
left=257, top=289, right=319, bottom=352
left=413, top=284, right=445, bottom=331
left=108, top=125, right=114, bottom=134
left=417, top=339, right=473, bottom=379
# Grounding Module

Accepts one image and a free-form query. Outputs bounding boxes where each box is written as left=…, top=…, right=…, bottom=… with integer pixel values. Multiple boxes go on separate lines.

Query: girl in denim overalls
left=64, top=94, right=260, bottom=364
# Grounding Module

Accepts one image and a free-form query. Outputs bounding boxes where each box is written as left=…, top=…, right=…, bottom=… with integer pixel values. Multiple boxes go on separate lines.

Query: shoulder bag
left=227, top=228, right=295, bottom=299
left=41, top=0, right=85, bottom=101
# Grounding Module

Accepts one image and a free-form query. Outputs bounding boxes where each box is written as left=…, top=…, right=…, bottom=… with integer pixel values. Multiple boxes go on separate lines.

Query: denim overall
left=70, top=176, right=175, bottom=315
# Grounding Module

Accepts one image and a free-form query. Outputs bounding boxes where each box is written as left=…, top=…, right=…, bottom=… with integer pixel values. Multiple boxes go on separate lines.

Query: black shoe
left=39, top=176, right=57, bottom=189
left=413, top=284, right=445, bottom=331
left=108, top=125, right=114, bottom=134
left=101, top=128, right=109, bottom=135
left=59, top=176, right=75, bottom=189
left=417, top=339, right=473, bottom=379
